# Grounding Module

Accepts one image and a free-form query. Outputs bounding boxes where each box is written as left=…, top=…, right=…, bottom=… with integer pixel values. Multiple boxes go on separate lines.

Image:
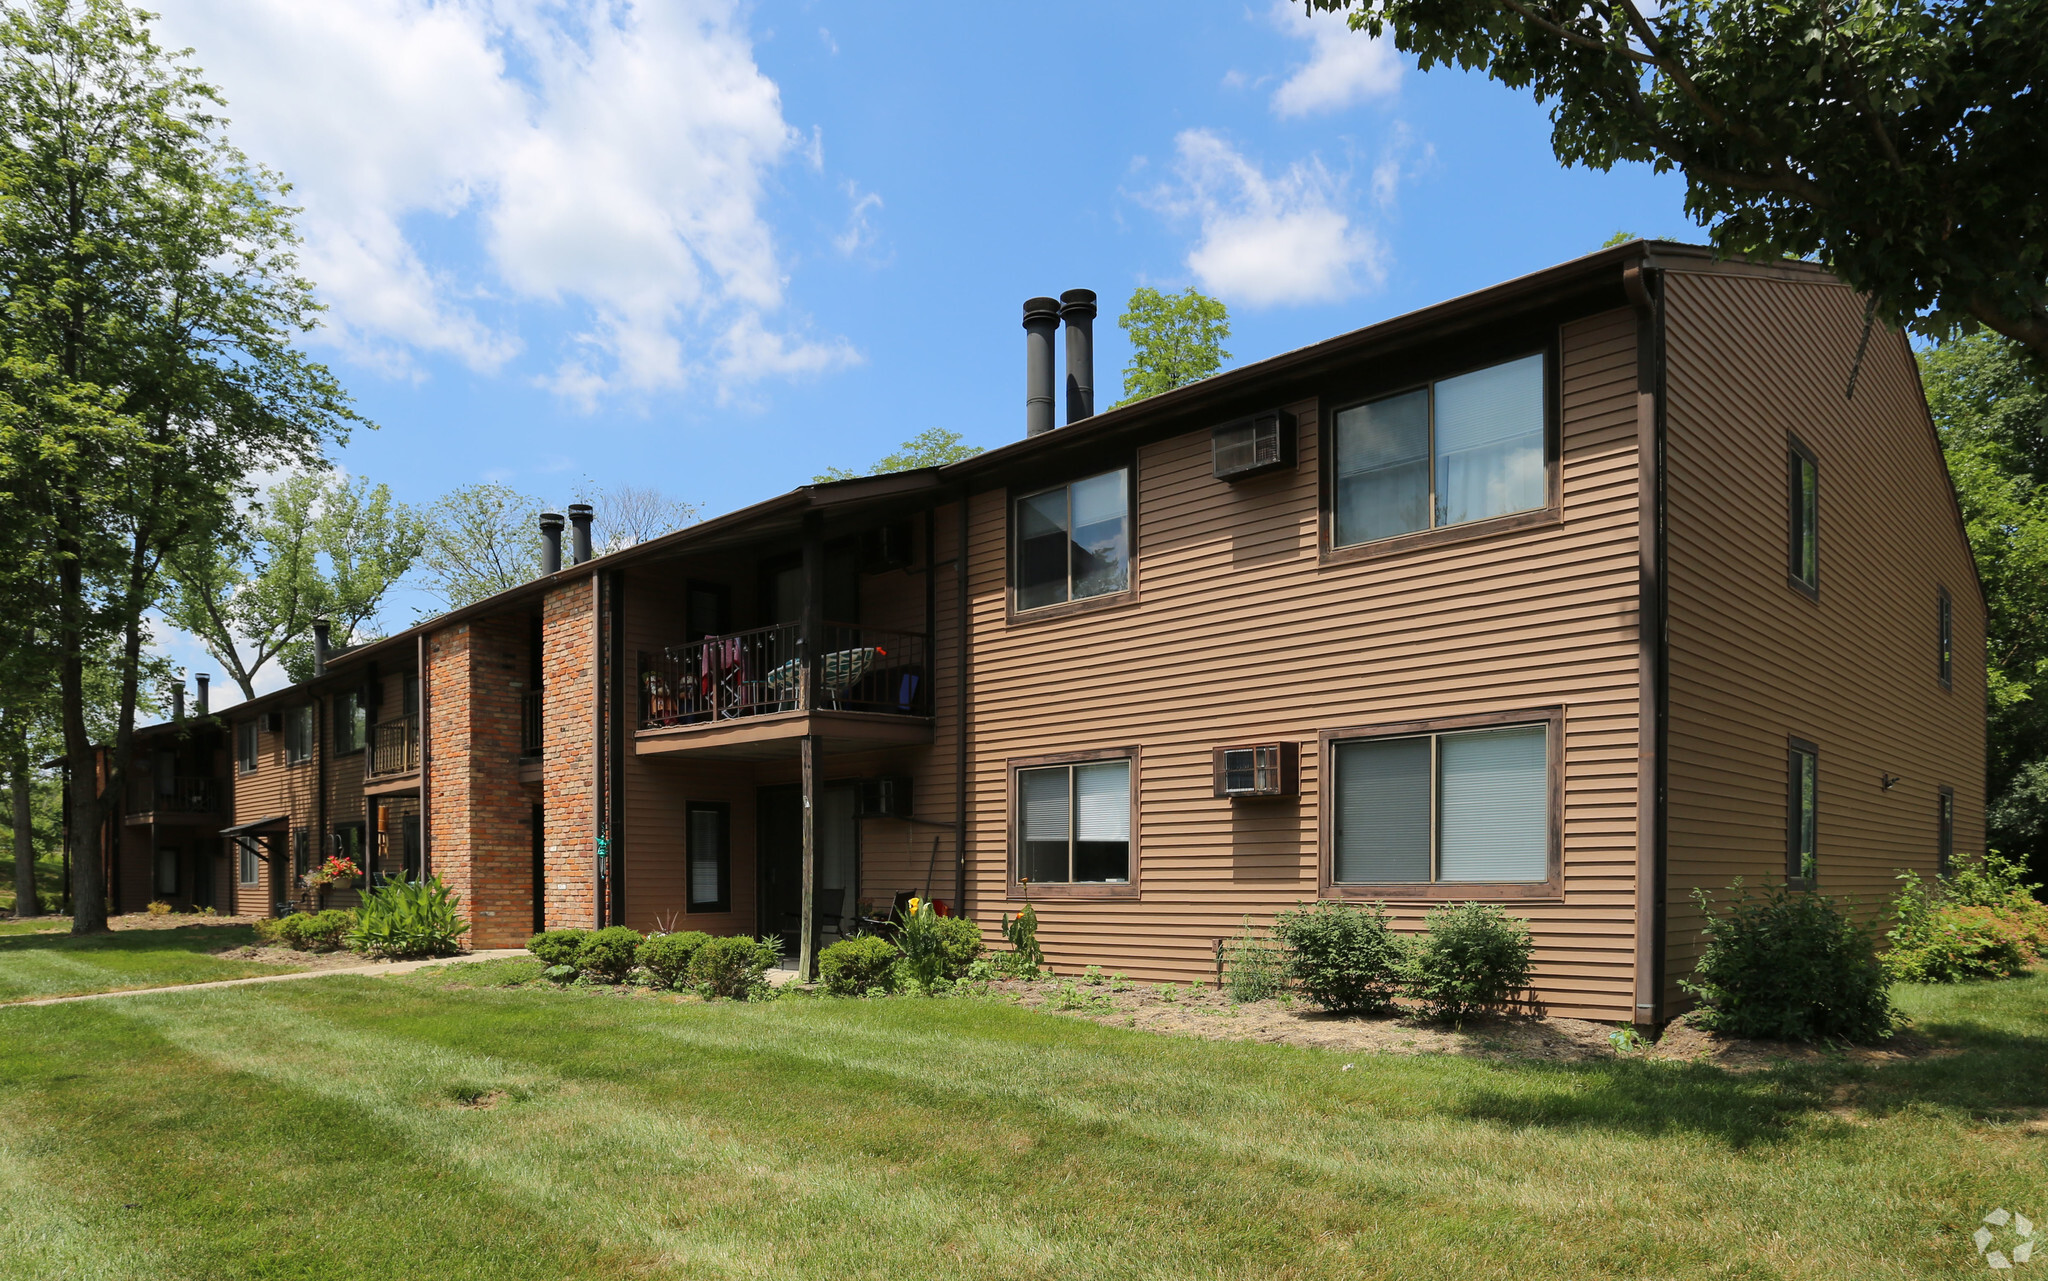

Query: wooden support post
left=801, top=512, right=824, bottom=712
left=799, top=732, right=822, bottom=982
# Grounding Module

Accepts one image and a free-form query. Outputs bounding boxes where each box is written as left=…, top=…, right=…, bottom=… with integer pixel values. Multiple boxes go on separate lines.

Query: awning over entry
left=218, top=814, right=288, bottom=838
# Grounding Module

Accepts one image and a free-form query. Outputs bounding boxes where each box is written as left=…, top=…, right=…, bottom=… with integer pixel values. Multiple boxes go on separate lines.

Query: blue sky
left=142, top=0, right=1693, bottom=702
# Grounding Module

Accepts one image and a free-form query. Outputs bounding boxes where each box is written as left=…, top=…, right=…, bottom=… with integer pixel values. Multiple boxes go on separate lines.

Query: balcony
left=368, top=714, right=420, bottom=779
left=637, top=622, right=932, bottom=759
left=124, top=775, right=223, bottom=825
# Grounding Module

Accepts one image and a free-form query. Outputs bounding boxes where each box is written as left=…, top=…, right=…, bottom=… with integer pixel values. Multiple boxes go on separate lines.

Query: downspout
left=418, top=633, right=431, bottom=882
left=316, top=687, right=327, bottom=903
left=954, top=487, right=970, bottom=914
left=590, top=571, right=603, bottom=928
left=1625, top=257, right=1669, bottom=1028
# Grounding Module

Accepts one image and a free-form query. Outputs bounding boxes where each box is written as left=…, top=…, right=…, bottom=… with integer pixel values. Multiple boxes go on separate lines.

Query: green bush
left=1222, top=917, right=1287, bottom=1002
left=344, top=876, right=470, bottom=960
left=998, top=904, right=1045, bottom=978
left=1885, top=870, right=2032, bottom=982
left=1271, top=899, right=1408, bottom=1013
left=257, top=909, right=357, bottom=952
left=576, top=926, right=645, bottom=984
left=894, top=898, right=950, bottom=992
left=820, top=935, right=901, bottom=995
left=526, top=929, right=588, bottom=967
left=637, top=931, right=712, bottom=988
left=1680, top=882, right=1896, bottom=1043
left=688, top=935, right=783, bottom=999
left=933, top=915, right=984, bottom=979
left=1406, top=903, right=1535, bottom=1021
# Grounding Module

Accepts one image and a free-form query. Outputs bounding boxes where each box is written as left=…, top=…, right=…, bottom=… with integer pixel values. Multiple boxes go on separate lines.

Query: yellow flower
left=907, top=897, right=922, bottom=914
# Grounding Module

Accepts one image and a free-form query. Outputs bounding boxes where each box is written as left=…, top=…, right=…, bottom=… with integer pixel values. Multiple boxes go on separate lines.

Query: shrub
left=570, top=926, right=643, bottom=984
left=1680, top=881, right=1895, bottom=1043
left=998, top=904, right=1045, bottom=978
left=1406, top=903, right=1535, bottom=1021
left=145, top=900, right=172, bottom=916
left=688, top=934, right=782, bottom=999
left=1271, top=899, right=1408, bottom=1013
left=345, top=876, right=471, bottom=960
left=895, top=897, right=952, bottom=992
left=820, top=935, right=901, bottom=995
left=933, top=915, right=984, bottom=979
left=637, top=930, right=712, bottom=988
left=1222, top=917, right=1287, bottom=1003
left=1884, top=856, right=2046, bottom=983
left=526, top=929, right=588, bottom=967
left=252, top=915, right=289, bottom=946
left=292, top=909, right=356, bottom=952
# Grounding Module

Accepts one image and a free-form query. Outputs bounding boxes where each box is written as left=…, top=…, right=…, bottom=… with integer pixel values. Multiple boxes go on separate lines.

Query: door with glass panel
left=755, top=783, right=860, bottom=950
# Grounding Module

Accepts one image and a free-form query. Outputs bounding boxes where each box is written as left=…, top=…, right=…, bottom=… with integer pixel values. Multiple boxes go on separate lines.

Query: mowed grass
left=0, top=922, right=296, bottom=1002
left=1, top=973, right=2043, bottom=1281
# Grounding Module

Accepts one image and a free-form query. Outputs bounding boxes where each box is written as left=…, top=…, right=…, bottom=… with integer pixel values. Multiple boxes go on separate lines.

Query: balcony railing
left=521, top=689, right=543, bottom=757
left=639, top=622, right=930, bottom=730
left=133, top=775, right=221, bottom=814
left=368, top=714, right=420, bottom=777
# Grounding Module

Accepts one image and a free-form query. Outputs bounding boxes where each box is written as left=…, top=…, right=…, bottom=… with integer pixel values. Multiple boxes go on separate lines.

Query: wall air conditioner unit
left=859, top=521, right=913, bottom=573
left=1212, top=409, right=1295, bottom=481
left=858, top=776, right=913, bottom=819
left=262, top=712, right=284, bottom=734
left=1211, top=742, right=1300, bottom=799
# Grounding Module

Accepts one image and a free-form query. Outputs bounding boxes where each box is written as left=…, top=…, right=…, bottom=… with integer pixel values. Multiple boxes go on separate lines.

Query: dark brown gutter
left=1625, top=257, right=1669, bottom=1028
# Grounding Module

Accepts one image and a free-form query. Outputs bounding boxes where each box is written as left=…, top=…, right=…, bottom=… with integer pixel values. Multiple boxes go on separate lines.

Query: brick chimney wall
left=426, top=616, right=538, bottom=949
left=541, top=579, right=597, bottom=929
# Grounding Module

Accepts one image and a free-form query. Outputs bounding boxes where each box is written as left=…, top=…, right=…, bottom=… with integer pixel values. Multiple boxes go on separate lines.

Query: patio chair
left=763, top=646, right=886, bottom=710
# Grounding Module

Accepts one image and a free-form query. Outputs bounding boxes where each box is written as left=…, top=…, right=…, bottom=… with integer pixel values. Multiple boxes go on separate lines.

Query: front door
left=755, top=783, right=860, bottom=951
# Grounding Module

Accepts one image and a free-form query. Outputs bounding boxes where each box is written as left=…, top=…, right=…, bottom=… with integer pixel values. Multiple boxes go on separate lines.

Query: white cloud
left=147, top=0, right=857, bottom=401
left=1270, top=0, right=1401, bottom=117
left=835, top=181, right=883, bottom=257
left=1147, top=130, right=1384, bottom=308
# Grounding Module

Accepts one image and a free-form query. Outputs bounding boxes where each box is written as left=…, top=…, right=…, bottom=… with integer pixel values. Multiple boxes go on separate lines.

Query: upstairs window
left=1788, top=436, right=1819, bottom=596
left=236, top=720, right=258, bottom=774
left=1332, top=352, right=1547, bottom=548
left=285, top=706, right=313, bottom=764
left=1017, top=756, right=1132, bottom=886
left=1787, top=738, right=1818, bottom=884
left=1015, top=468, right=1130, bottom=612
left=1331, top=719, right=1551, bottom=886
left=1938, top=587, right=1953, bottom=687
left=335, top=690, right=366, bottom=754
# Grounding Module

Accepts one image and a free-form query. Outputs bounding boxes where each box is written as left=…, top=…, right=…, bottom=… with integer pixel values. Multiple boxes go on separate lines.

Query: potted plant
left=303, top=855, right=363, bottom=902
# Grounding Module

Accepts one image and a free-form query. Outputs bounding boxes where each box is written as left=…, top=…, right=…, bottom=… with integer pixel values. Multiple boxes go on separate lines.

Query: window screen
left=1938, top=588, right=1953, bottom=686
left=688, top=803, right=730, bottom=912
left=1017, top=759, right=1131, bottom=884
left=154, top=846, right=179, bottom=896
left=1938, top=787, right=1955, bottom=876
left=285, top=707, right=312, bottom=764
left=237, top=720, right=258, bottom=773
left=1789, top=443, right=1819, bottom=592
left=238, top=839, right=259, bottom=887
left=1332, top=721, right=1550, bottom=885
left=1014, top=469, right=1129, bottom=611
left=1333, top=353, right=1546, bottom=548
left=1788, top=742, right=1818, bottom=882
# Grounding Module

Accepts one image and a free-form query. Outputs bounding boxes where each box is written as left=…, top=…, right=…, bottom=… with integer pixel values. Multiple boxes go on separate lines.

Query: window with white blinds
left=688, top=802, right=730, bottom=912
left=1332, top=721, right=1550, bottom=884
left=1017, top=758, right=1131, bottom=884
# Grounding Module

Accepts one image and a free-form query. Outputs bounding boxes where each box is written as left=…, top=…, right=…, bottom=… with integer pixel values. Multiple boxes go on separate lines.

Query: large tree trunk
left=10, top=754, right=35, bottom=919
left=58, top=518, right=108, bottom=936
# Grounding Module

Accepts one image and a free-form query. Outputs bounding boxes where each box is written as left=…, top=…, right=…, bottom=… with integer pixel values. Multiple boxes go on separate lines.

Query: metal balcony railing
left=134, top=775, right=222, bottom=814
left=368, top=714, right=420, bottom=777
left=639, top=623, right=930, bottom=730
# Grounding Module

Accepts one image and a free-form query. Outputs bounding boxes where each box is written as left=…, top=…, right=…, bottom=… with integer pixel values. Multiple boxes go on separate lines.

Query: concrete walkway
left=8, top=949, right=533, bottom=1008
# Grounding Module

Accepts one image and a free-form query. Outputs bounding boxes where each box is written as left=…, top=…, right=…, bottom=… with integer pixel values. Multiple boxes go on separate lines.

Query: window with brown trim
left=1787, top=738, right=1818, bottom=885
left=1326, top=715, right=1555, bottom=891
left=1013, top=467, right=1130, bottom=613
left=334, top=689, right=367, bottom=754
left=1937, top=786, right=1955, bottom=876
left=237, top=838, right=260, bottom=887
left=1938, top=587, right=1953, bottom=687
left=1330, top=352, right=1549, bottom=550
left=236, top=720, right=258, bottom=774
left=154, top=845, right=179, bottom=897
left=285, top=706, right=313, bottom=764
left=1788, top=436, right=1819, bottom=597
left=1010, top=748, right=1137, bottom=897
left=687, top=802, right=731, bottom=913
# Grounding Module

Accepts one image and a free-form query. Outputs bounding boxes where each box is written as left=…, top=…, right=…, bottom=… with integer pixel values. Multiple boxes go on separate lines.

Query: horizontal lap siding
left=1662, top=272, right=1986, bottom=1007
left=962, top=309, right=1644, bottom=1019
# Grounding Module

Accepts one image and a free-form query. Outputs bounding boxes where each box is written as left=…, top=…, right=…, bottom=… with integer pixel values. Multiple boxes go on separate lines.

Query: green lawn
left=0, top=923, right=299, bottom=1002
left=0, top=973, right=2041, bottom=1281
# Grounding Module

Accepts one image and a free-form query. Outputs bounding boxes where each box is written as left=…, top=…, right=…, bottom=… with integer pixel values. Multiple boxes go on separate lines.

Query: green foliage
left=1680, top=882, right=1896, bottom=1043
left=345, top=876, right=470, bottom=960
left=575, top=926, right=644, bottom=984
left=1114, top=287, right=1231, bottom=407
left=255, top=909, right=356, bottom=953
left=1270, top=899, right=1408, bottom=1014
left=687, top=935, right=782, bottom=1000
left=1306, top=0, right=2048, bottom=364
left=526, top=929, right=587, bottom=968
left=932, top=915, right=984, bottom=979
left=819, top=935, right=900, bottom=996
left=1405, top=903, right=1535, bottom=1021
left=998, top=903, right=1044, bottom=978
left=893, top=898, right=952, bottom=992
left=636, top=930, right=711, bottom=989
left=1884, top=854, right=2047, bottom=983
left=417, top=483, right=545, bottom=610
left=813, top=427, right=982, bottom=483
left=1222, top=917, right=1287, bottom=1003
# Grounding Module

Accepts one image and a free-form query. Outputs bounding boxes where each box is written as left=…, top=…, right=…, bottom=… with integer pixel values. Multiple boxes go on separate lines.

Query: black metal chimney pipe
left=539, top=511, right=565, bottom=575
left=568, top=504, right=594, bottom=565
left=1023, top=297, right=1060, bottom=437
left=195, top=673, right=209, bottom=717
left=1060, top=289, right=1097, bottom=423
left=172, top=681, right=185, bottom=723
left=312, top=617, right=331, bottom=677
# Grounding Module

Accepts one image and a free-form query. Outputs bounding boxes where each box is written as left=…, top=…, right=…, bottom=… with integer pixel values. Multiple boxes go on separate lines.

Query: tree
left=0, top=0, right=355, bottom=934
left=1114, top=287, right=1231, bottom=407
left=813, top=428, right=983, bottom=483
left=1920, top=332, right=2048, bottom=878
left=417, top=483, right=543, bottom=610
left=1307, top=0, right=2048, bottom=364
left=586, top=483, right=697, bottom=556
left=166, top=470, right=425, bottom=697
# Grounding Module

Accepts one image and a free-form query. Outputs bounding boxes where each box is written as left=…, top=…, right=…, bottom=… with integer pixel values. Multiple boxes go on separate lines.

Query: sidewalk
left=9, top=949, right=533, bottom=1008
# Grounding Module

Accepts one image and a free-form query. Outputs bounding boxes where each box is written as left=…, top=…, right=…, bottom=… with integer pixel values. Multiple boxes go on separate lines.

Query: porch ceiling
left=634, top=710, right=933, bottom=762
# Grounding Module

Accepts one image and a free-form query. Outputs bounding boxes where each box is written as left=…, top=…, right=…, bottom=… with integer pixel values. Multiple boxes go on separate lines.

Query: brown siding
left=226, top=701, right=320, bottom=917
left=1661, top=270, right=1987, bottom=1006
left=960, top=308, right=1646, bottom=1019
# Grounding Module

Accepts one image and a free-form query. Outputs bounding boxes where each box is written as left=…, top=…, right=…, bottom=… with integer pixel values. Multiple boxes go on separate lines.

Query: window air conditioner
left=1211, top=742, right=1300, bottom=798
left=1212, top=410, right=1295, bottom=481
left=858, top=776, right=913, bottom=818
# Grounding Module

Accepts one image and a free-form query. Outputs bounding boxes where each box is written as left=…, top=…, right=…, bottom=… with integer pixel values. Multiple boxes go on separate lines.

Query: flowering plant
left=305, top=855, right=362, bottom=889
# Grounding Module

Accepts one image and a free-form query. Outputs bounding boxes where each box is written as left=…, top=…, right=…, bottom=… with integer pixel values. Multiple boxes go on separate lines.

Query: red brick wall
left=542, top=579, right=597, bottom=928
left=426, top=615, right=538, bottom=948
